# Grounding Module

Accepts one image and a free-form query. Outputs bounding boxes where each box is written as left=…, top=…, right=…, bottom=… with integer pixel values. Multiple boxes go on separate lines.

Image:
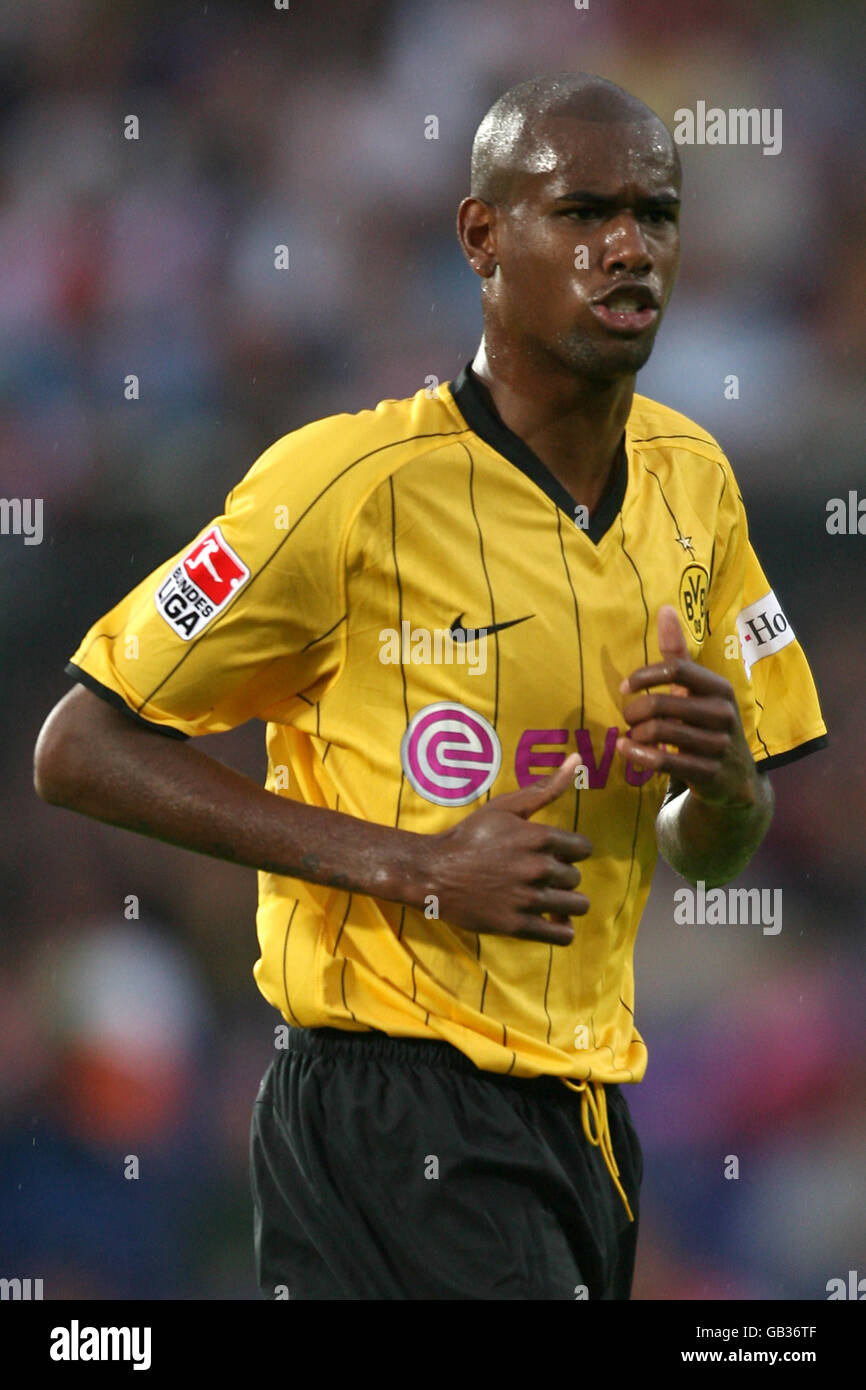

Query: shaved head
left=457, top=70, right=682, bottom=387
left=471, top=72, right=678, bottom=207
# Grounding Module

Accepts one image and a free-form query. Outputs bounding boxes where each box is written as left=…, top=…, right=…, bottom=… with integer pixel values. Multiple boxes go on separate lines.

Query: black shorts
left=249, top=1026, right=643, bottom=1301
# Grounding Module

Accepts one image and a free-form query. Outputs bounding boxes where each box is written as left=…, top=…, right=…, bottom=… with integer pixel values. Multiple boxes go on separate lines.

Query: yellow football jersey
left=67, top=363, right=828, bottom=1084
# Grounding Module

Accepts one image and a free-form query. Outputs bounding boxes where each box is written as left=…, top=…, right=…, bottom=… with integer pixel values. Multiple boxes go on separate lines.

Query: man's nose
left=601, top=216, right=653, bottom=276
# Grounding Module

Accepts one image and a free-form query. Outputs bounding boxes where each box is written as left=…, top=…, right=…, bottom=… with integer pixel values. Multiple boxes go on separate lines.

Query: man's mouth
left=590, top=284, right=660, bottom=334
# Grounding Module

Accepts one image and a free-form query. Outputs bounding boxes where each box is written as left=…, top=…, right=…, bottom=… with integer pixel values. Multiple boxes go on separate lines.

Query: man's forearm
left=655, top=774, right=775, bottom=887
left=34, top=690, right=432, bottom=909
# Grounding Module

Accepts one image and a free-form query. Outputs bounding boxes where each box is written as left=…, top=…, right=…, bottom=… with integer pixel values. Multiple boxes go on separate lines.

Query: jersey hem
left=754, top=731, right=828, bottom=772
left=275, top=1021, right=642, bottom=1083
left=64, top=662, right=190, bottom=741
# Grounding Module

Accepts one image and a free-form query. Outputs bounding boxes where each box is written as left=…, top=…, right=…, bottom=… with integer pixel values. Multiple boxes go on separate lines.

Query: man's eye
left=567, top=208, right=598, bottom=220
left=646, top=209, right=675, bottom=222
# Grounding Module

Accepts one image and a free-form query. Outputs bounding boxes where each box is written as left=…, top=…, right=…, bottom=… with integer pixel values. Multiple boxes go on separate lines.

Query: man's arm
left=34, top=684, right=593, bottom=945
left=654, top=773, right=774, bottom=889
left=34, top=684, right=432, bottom=897
left=617, top=606, right=775, bottom=888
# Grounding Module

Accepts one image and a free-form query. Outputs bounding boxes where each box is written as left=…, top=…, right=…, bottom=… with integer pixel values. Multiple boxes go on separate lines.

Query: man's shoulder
left=253, top=382, right=465, bottom=483
left=628, top=393, right=729, bottom=467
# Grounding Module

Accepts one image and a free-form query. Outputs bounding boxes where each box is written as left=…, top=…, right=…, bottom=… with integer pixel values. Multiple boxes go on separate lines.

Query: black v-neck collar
left=449, top=361, right=628, bottom=545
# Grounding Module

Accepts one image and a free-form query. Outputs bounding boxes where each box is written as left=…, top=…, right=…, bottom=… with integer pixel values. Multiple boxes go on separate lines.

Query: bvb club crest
left=678, top=564, right=709, bottom=642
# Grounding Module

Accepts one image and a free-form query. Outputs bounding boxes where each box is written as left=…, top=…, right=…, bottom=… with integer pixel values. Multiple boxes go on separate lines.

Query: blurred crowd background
left=1, top=0, right=863, bottom=1299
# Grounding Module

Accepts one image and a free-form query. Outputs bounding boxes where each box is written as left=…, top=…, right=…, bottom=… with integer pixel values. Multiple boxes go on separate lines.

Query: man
left=34, top=73, right=827, bottom=1300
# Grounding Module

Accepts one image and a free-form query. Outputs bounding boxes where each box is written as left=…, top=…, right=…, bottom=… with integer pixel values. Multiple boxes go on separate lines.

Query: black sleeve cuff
left=65, top=662, right=190, bottom=741
left=755, top=732, right=829, bottom=773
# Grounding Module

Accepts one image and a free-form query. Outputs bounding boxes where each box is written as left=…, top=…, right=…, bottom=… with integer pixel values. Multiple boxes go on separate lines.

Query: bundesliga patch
left=735, top=589, right=795, bottom=678
left=155, top=526, right=250, bottom=640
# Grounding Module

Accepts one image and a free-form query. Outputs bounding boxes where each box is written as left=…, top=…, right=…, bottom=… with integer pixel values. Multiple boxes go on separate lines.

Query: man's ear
left=456, top=197, right=498, bottom=278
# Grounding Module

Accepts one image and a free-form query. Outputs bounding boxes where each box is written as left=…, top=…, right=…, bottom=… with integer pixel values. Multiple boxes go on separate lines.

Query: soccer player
left=34, top=73, right=827, bottom=1300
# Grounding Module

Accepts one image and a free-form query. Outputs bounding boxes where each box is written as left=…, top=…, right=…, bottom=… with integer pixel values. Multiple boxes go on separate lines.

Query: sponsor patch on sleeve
left=735, top=589, right=795, bottom=678
left=155, top=526, right=250, bottom=641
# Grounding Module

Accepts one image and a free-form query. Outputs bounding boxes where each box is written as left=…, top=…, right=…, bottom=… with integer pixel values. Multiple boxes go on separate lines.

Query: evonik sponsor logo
left=515, top=727, right=654, bottom=788
left=401, top=707, right=659, bottom=806
left=402, top=703, right=500, bottom=805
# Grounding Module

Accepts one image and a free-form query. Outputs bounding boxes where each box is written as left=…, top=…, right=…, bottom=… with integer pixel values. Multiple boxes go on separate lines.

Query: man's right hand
left=421, top=753, right=591, bottom=945
left=35, top=688, right=590, bottom=945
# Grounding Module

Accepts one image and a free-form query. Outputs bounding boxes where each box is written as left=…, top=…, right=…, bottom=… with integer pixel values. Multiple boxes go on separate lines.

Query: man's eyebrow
left=553, top=190, right=681, bottom=207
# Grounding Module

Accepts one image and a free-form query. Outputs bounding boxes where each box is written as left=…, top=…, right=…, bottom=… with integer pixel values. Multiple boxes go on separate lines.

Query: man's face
left=483, top=115, right=681, bottom=381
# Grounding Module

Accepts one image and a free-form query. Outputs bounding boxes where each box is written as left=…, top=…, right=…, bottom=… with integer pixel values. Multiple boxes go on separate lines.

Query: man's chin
left=555, top=330, right=658, bottom=382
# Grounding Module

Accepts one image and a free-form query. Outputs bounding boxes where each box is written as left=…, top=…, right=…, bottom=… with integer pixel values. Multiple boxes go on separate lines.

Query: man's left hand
left=617, top=605, right=758, bottom=808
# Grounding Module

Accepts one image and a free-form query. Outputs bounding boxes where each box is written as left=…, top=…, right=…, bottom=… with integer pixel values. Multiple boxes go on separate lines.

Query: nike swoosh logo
left=449, top=612, right=534, bottom=642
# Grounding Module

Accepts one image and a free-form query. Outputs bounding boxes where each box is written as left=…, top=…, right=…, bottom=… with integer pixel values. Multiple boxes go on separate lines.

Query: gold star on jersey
left=66, top=364, right=828, bottom=1083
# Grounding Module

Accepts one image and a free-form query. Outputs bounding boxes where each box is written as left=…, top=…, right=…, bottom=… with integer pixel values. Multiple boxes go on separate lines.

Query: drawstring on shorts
left=560, top=1077, right=634, bottom=1223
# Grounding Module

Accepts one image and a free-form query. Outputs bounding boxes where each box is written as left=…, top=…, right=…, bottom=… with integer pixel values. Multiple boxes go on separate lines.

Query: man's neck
left=470, top=339, right=634, bottom=514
